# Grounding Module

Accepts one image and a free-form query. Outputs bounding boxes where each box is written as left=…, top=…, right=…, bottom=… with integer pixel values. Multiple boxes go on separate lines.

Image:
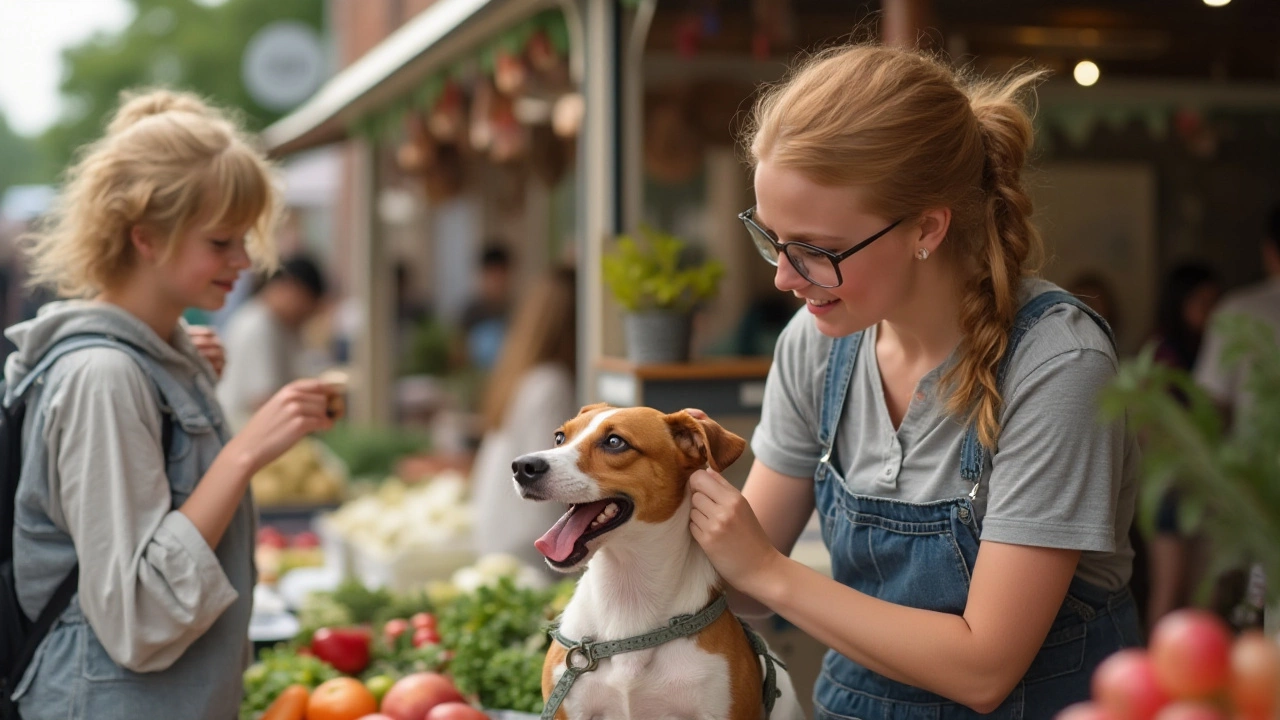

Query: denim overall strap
left=958, top=290, right=1117, bottom=484
left=817, top=331, right=865, bottom=467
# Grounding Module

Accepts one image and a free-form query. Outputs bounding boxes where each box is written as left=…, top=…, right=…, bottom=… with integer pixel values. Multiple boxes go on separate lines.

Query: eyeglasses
left=739, top=206, right=903, bottom=288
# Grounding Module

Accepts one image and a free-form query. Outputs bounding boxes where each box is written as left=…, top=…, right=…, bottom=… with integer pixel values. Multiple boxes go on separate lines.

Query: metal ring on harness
left=564, top=640, right=598, bottom=672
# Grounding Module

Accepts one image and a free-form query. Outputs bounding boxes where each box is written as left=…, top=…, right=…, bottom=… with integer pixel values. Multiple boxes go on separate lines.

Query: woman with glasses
left=687, top=44, right=1141, bottom=719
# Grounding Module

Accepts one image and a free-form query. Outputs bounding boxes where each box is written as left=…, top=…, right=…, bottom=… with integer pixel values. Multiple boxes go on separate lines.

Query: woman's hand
left=689, top=468, right=785, bottom=596
left=188, top=325, right=225, bottom=379
left=227, top=379, right=336, bottom=473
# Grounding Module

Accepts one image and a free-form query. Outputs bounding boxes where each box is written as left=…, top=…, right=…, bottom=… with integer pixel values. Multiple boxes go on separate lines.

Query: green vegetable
left=239, top=647, right=339, bottom=720
left=437, top=576, right=575, bottom=713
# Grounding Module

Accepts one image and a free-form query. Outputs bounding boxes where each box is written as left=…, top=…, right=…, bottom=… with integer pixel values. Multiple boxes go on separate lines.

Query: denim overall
left=812, top=291, right=1142, bottom=720
left=10, top=337, right=255, bottom=720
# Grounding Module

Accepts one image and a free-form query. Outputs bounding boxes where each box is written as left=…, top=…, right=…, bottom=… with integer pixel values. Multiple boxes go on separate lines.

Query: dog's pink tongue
left=535, top=500, right=611, bottom=562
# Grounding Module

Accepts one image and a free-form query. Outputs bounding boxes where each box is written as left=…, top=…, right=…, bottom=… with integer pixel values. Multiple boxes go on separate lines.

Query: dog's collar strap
left=541, top=594, right=784, bottom=719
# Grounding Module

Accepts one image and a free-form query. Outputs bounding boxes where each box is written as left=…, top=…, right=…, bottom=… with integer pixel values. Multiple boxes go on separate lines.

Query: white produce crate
left=349, top=537, right=477, bottom=593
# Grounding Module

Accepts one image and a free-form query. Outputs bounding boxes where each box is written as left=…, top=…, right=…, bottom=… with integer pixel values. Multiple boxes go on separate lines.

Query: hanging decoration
left=350, top=9, right=572, bottom=147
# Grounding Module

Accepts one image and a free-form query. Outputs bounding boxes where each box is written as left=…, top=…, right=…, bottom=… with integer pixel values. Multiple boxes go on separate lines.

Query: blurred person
left=6, top=89, right=339, bottom=720
left=469, top=266, right=576, bottom=572
left=216, top=253, right=327, bottom=431
left=685, top=44, right=1141, bottom=718
left=457, top=242, right=513, bottom=371
left=1195, top=204, right=1280, bottom=422
left=1193, top=204, right=1280, bottom=630
left=1144, top=262, right=1221, bottom=630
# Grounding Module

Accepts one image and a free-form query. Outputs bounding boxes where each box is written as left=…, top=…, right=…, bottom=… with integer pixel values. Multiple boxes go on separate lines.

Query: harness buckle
left=565, top=637, right=598, bottom=672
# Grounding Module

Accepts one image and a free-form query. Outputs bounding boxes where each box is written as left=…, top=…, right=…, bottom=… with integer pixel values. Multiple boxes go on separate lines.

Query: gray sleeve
left=45, top=350, right=238, bottom=673
left=750, top=311, right=826, bottom=479
left=981, top=348, right=1124, bottom=552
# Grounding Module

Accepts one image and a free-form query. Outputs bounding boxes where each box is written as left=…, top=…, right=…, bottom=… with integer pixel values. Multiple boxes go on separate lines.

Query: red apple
left=383, top=618, right=410, bottom=645
left=380, top=672, right=464, bottom=720
left=257, top=526, right=287, bottom=549
left=1057, top=702, right=1123, bottom=720
left=1229, top=632, right=1280, bottom=719
left=1149, top=610, right=1232, bottom=700
left=1152, top=702, right=1225, bottom=720
left=357, top=715, right=397, bottom=720
left=1092, top=649, right=1170, bottom=720
left=425, top=702, right=488, bottom=720
left=292, top=530, right=320, bottom=548
left=410, top=612, right=436, bottom=631
left=412, top=626, right=440, bottom=648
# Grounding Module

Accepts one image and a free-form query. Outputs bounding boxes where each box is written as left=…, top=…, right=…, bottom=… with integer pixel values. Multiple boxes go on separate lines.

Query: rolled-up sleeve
left=45, top=350, right=237, bottom=673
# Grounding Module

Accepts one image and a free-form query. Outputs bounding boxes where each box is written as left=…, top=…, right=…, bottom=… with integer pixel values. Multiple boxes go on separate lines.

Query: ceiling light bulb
left=1203, top=0, right=1230, bottom=7
left=1073, top=60, right=1100, bottom=87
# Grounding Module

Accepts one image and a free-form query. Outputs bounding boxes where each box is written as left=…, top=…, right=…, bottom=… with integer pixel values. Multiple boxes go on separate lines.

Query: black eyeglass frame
left=738, top=206, right=904, bottom=289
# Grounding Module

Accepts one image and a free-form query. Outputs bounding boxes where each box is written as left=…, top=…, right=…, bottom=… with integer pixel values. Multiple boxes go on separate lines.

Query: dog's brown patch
left=696, top=612, right=765, bottom=720
left=558, top=406, right=745, bottom=525
left=542, top=641, right=569, bottom=720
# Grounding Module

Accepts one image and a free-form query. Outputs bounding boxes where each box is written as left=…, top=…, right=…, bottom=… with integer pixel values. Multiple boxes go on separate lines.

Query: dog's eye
left=603, top=434, right=629, bottom=451
left=554, top=431, right=565, bottom=446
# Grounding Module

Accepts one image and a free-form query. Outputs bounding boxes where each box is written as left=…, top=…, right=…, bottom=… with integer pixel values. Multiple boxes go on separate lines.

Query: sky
left=0, top=0, right=135, bottom=136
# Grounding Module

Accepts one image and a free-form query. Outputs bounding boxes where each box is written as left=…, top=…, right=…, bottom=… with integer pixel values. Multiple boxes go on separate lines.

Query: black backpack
left=0, top=334, right=171, bottom=718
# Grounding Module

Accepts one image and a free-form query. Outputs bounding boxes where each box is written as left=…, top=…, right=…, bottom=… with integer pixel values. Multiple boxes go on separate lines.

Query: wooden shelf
left=595, top=356, right=772, bottom=416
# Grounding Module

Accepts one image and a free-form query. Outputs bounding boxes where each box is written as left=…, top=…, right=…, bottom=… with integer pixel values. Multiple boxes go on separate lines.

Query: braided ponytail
left=939, top=71, right=1046, bottom=448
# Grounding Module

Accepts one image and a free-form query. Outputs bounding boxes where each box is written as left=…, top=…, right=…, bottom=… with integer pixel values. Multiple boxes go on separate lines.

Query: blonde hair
left=481, top=266, right=577, bottom=432
left=746, top=44, right=1046, bottom=448
left=22, top=88, right=280, bottom=298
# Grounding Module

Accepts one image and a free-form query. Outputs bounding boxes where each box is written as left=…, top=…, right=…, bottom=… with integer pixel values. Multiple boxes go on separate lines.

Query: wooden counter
left=594, top=356, right=772, bottom=415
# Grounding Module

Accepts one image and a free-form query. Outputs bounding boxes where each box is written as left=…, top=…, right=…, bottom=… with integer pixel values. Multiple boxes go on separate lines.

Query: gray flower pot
left=624, top=311, right=692, bottom=364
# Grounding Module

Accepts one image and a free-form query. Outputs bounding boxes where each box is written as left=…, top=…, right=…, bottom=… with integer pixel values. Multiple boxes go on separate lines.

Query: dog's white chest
left=553, top=639, right=734, bottom=720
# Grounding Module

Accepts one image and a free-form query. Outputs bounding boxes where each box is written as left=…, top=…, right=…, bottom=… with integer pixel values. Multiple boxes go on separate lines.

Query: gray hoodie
left=6, top=301, right=255, bottom=720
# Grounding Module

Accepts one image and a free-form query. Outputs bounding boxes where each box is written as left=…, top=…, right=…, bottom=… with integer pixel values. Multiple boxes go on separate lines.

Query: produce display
left=241, top=555, right=573, bottom=720
left=253, top=438, right=346, bottom=507
left=324, top=477, right=471, bottom=555
left=256, top=527, right=325, bottom=586
left=1058, top=609, right=1280, bottom=720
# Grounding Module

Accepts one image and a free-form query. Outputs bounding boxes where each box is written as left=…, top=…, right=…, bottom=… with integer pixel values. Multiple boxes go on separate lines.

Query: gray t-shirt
left=752, top=278, right=1139, bottom=590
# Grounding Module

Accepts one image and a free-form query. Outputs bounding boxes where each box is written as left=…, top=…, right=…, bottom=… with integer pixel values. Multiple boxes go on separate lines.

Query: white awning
left=263, top=0, right=550, bottom=156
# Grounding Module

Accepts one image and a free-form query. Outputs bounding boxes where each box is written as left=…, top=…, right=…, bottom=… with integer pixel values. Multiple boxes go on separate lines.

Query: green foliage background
left=23, top=0, right=324, bottom=181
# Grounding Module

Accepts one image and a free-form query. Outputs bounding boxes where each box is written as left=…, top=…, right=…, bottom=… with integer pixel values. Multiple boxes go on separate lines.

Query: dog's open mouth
left=535, top=496, right=634, bottom=568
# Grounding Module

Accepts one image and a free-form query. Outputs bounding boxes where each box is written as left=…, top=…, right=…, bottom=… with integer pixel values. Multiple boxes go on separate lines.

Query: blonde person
left=470, top=266, right=576, bottom=572
left=6, top=89, right=338, bottom=720
left=686, top=45, right=1141, bottom=718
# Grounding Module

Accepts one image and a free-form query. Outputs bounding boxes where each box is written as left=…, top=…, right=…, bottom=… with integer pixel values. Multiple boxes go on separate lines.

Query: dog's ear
left=576, top=402, right=612, bottom=417
left=665, top=410, right=746, bottom=472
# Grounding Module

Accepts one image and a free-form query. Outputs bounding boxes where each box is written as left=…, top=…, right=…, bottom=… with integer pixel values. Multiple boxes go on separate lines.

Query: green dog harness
left=540, top=594, right=785, bottom=719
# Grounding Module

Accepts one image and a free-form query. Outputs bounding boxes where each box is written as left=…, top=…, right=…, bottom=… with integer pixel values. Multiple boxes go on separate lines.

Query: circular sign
left=241, top=21, right=326, bottom=112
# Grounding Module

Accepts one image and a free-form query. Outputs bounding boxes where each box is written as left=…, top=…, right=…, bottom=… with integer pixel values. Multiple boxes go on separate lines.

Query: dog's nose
left=512, top=454, right=550, bottom=486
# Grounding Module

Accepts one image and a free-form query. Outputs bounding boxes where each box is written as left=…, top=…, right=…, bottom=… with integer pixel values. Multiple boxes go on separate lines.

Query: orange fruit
left=307, top=677, right=379, bottom=720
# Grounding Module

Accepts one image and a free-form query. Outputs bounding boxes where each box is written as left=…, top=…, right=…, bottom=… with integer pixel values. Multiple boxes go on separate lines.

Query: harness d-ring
left=564, top=639, right=598, bottom=672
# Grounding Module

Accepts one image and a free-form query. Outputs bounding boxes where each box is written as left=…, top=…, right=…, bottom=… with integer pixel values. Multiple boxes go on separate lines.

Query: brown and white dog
left=512, top=404, right=803, bottom=720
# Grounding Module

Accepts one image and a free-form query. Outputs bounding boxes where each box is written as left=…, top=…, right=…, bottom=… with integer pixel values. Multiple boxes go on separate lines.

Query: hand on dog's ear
left=665, top=410, right=746, bottom=472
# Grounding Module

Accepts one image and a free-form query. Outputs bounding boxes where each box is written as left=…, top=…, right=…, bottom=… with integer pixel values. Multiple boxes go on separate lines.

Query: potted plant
left=602, top=225, right=724, bottom=364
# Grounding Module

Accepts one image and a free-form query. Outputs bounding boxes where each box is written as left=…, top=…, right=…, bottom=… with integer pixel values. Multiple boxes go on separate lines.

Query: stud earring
left=915, top=247, right=930, bottom=260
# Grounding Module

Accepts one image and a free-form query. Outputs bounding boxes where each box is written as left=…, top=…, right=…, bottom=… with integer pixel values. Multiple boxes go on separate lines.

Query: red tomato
left=412, top=626, right=440, bottom=648
left=425, top=701, right=489, bottom=720
left=1229, top=631, right=1280, bottom=719
left=1057, top=702, right=1123, bottom=720
left=1092, top=649, right=1170, bottom=720
left=1149, top=610, right=1232, bottom=700
left=383, top=618, right=410, bottom=645
left=1151, top=701, right=1226, bottom=720
left=410, top=612, right=437, bottom=631
left=310, top=627, right=372, bottom=675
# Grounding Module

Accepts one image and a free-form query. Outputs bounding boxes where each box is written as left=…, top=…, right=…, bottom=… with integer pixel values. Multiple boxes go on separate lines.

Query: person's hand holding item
left=227, top=379, right=337, bottom=472
left=188, top=325, right=226, bottom=379
left=317, top=369, right=349, bottom=419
